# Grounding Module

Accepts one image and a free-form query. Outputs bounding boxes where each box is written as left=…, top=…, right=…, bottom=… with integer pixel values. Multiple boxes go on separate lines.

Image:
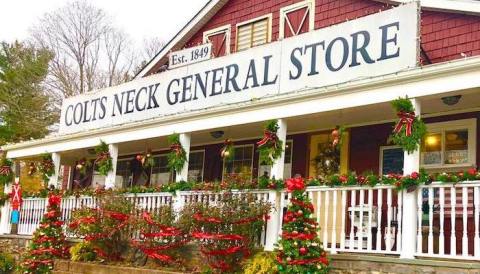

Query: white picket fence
left=0, top=183, right=479, bottom=261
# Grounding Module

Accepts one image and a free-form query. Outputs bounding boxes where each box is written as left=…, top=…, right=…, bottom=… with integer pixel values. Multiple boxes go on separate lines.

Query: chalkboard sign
left=380, top=146, right=404, bottom=175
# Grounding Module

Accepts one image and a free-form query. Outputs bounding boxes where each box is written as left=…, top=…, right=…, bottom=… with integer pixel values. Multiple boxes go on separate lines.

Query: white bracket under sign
left=169, top=43, right=212, bottom=69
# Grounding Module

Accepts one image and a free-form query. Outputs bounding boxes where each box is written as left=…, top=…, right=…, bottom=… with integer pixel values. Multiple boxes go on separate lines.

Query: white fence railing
left=0, top=184, right=479, bottom=261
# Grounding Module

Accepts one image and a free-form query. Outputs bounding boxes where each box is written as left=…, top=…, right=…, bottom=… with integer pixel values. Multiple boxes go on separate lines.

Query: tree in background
left=0, top=41, right=56, bottom=145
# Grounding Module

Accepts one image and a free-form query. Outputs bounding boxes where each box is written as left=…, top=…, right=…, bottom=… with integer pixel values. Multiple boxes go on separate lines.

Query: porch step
left=54, top=260, right=187, bottom=274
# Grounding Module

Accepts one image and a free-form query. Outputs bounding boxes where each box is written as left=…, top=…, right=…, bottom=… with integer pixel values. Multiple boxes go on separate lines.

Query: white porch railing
left=0, top=184, right=479, bottom=261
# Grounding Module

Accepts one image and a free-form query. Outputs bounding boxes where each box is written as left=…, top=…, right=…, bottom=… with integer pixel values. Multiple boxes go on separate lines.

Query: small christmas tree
left=20, top=192, right=68, bottom=273
left=276, top=178, right=329, bottom=274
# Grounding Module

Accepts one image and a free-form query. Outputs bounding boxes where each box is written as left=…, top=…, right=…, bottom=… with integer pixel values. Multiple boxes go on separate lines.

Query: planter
left=53, top=260, right=187, bottom=274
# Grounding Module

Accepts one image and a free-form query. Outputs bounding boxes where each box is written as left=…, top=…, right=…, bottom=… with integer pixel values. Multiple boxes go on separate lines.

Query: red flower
left=339, top=175, right=347, bottom=183
left=48, top=194, right=62, bottom=206
left=468, top=168, right=477, bottom=176
left=286, top=178, right=305, bottom=192
left=411, top=172, right=419, bottom=180
left=395, top=181, right=402, bottom=188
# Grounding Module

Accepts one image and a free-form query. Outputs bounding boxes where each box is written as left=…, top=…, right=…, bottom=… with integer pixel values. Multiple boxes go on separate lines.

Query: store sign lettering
left=60, top=3, right=419, bottom=134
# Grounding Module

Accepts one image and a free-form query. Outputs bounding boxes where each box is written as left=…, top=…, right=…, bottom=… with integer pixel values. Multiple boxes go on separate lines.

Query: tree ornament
left=220, top=139, right=235, bottom=162
left=257, top=120, right=284, bottom=166
left=94, top=141, right=113, bottom=176
left=167, top=133, right=187, bottom=173
left=390, top=97, right=426, bottom=154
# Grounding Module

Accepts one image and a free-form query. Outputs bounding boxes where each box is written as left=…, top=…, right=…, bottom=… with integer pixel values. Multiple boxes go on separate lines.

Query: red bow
left=257, top=130, right=278, bottom=147
left=0, top=166, right=11, bottom=176
left=393, top=111, right=416, bottom=136
left=286, top=178, right=305, bottom=192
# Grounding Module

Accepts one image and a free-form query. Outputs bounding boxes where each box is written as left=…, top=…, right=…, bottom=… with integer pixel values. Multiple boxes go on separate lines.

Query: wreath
left=136, top=150, right=154, bottom=168
left=257, top=120, right=283, bottom=166
left=94, top=141, right=113, bottom=176
left=220, top=139, right=235, bottom=162
left=0, top=157, right=13, bottom=186
left=389, top=97, right=426, bottom=154
left=39, top=153, right=55, bottom=183
left=167, top=134, right=187, bottom=173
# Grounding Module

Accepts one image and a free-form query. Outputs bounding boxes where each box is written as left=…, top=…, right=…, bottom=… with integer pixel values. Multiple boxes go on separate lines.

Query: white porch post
left=105, top=143, right=118, bottom=189
left=265, top=119, right=287, bottom=251
left=0, top=160, right=16, bottom=234
left=176, top=133, right=191, bottom=182
left=400, top=98, right=421, bottom=259
left=48, top=152, right=61, bottom=188
left=270, top=119, right=287, bottom=179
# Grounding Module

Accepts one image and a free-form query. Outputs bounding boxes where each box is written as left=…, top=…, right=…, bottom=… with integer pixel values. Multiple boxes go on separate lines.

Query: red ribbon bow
left=256, top=130, right=278, bottom=147
left=286, top=177, right=305, bottom=192
left=393, top=111, right=416, bottom=136
left=0, top=166, right=11, bottom=176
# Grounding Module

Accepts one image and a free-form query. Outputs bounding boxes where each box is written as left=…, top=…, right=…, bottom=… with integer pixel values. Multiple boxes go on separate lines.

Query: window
left=150, top=154, right=172, bottom=186
left=188, top=150, right=205, bottom=182
left=203, top=25, right=231, bottom=57
left=420, top=119, right=476, bottom=169
left=115, top=158, right=133, bottom=188
left=279, top=0, right=315, bottom=39
left=236, top=15, right=272, bottom=52
left=223, top=145, right=254, bottom=180
left=379, top=146, right=404, bottom=175
left=258, top=140, right=293, bottom=178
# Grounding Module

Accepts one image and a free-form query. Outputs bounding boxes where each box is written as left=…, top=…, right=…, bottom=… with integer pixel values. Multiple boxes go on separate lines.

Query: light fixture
left=441, top=95, right=462, bottom=106
left=425, top=135, right=439, bottom=146
left=210, top=130, right=224, bottom=139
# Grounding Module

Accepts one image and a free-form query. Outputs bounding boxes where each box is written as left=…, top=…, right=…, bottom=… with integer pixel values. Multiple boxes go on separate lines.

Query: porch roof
left=3, top=55, right=480, bottom=159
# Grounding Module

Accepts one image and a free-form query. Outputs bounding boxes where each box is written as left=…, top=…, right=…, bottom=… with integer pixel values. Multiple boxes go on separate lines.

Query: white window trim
left=279, top=0, right=315, bottom=39
left=222, top=144, right=254, bottom=181
left=379, top=145, right=403, bottom=175
left=203, top=24, right=231, bottom=55
left=188, top=149, right=205, bottom=182
left=421, top=118, right=477, bottom=169
left=257, top=139, right=293, bottom=178
left=235, top=14, right=273, bottom=52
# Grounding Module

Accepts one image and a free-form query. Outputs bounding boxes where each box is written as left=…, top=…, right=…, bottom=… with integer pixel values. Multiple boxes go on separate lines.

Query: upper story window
left=203, top=24, right=231, bottom=57
left=279, top=0, right=315, bottom=39
left=421, top=119, right=476, bottom=170
left=236, top=15, right=272, bottom=52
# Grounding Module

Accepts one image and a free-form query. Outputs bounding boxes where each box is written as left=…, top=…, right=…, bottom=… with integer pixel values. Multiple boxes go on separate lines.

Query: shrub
left=243, top=251, right=277, bottom=274
left=70, top=242, right=97, bottom=262
left=0, top=252, right=15, bottom=274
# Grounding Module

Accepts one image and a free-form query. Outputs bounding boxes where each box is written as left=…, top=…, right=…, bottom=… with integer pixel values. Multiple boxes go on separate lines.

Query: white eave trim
left=376, top=0, right=480, bottom=15
left=4, top=55, right=480, bottom=158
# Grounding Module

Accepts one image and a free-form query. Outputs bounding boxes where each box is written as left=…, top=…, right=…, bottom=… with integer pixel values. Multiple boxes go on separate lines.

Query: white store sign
left=59, top=3, right=419, bottom=135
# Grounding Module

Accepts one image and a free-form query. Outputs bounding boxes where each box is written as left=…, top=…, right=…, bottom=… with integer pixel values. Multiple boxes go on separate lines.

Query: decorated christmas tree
left=276, top=177, right=329, bottom=273
left=20, top=192, right=68, bottom=273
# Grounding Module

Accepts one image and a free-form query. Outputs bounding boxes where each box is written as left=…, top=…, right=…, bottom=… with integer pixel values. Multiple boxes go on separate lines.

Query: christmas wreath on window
left=94, top=141, right=113, bottom=176
left=220, top=139, right=235, bottom=162
left=167, top=133, right=187, bottom=173
left=39, top=153, right=55, bottom=183
left=0, top=157, right=13, bottom=186
left=257, top=120, right=284, bottom=166
left=390, top=97, right=426, bottom=154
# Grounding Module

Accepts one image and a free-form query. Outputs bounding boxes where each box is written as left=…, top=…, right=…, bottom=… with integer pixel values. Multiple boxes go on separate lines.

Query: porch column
left=48, top=152, right=61, bottom=189
left=105, top=143, right=119, bottom=189
left=175, top=133, right=191, bottom=182
left=270, top=119, right=287, bottom=179
left=400, top=98, right=421, bottom=259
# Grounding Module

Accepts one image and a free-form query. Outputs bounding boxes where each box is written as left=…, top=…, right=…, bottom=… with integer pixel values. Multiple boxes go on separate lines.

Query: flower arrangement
left=94, top=141, right=112, bottom=176
left=19, top=192, right=68, bottom=273
left=167, top=133, right=187, bottom=173
left=257, top=120, right=284, bottom=166
left=0, top=157, right=13, bottom=186
left=389, top=97, right=426, bottom=154
left=38, top=153, right=55, bottom=183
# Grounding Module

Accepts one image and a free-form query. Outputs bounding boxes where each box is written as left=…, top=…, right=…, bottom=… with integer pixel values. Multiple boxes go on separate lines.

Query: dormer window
left=203, top=24, right=231, bottom=57
left=279, top=0, right=315, bottom=39
left=236, top=14, right=272, bottom=52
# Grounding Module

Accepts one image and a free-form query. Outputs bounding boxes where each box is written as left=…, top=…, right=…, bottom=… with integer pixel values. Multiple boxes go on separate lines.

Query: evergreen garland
left=20, top=192, right=68, bottom=273
left=167, top=134, right=187, bottom=173
left=276, top=178, right=329, bottom=273
left=390, top=97, right=426, bottom=154
left=94, top=141, right=113, bottom=176
left=257, top=120, right=284, bottom=166
left=39, top=153, right=55, bottom=184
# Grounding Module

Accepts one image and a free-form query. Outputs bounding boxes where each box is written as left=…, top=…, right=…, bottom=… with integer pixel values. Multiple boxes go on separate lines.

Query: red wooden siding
left=180, top=0, right=480, bottom=72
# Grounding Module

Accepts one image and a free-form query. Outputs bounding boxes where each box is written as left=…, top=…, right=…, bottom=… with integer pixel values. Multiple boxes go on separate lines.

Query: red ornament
left=299, top=247, right=308, bottom=255
left=411, top=171, right=419, bottom=180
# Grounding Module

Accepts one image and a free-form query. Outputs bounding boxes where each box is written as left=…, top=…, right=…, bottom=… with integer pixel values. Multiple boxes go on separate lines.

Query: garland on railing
left=0, top=157, right=13, bottom=186
left=220, top=139, right=235, bottom=162
left=167, top=133, right=187, bottom=173
left=257, top=120, right=283, bottom=166
left=389, top=97, right=426, bottom=154
left=39, top=153, right=55, bottom=183
left=94, top=141, right=113, bottom=176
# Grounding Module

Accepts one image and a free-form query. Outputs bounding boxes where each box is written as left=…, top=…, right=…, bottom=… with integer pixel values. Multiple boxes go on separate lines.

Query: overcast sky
left=0, top=0, right=209, bottom=48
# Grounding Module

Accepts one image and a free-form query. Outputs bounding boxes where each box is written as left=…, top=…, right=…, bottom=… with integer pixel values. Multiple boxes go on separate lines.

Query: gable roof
left=135, top=0, right=480, bottom=78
